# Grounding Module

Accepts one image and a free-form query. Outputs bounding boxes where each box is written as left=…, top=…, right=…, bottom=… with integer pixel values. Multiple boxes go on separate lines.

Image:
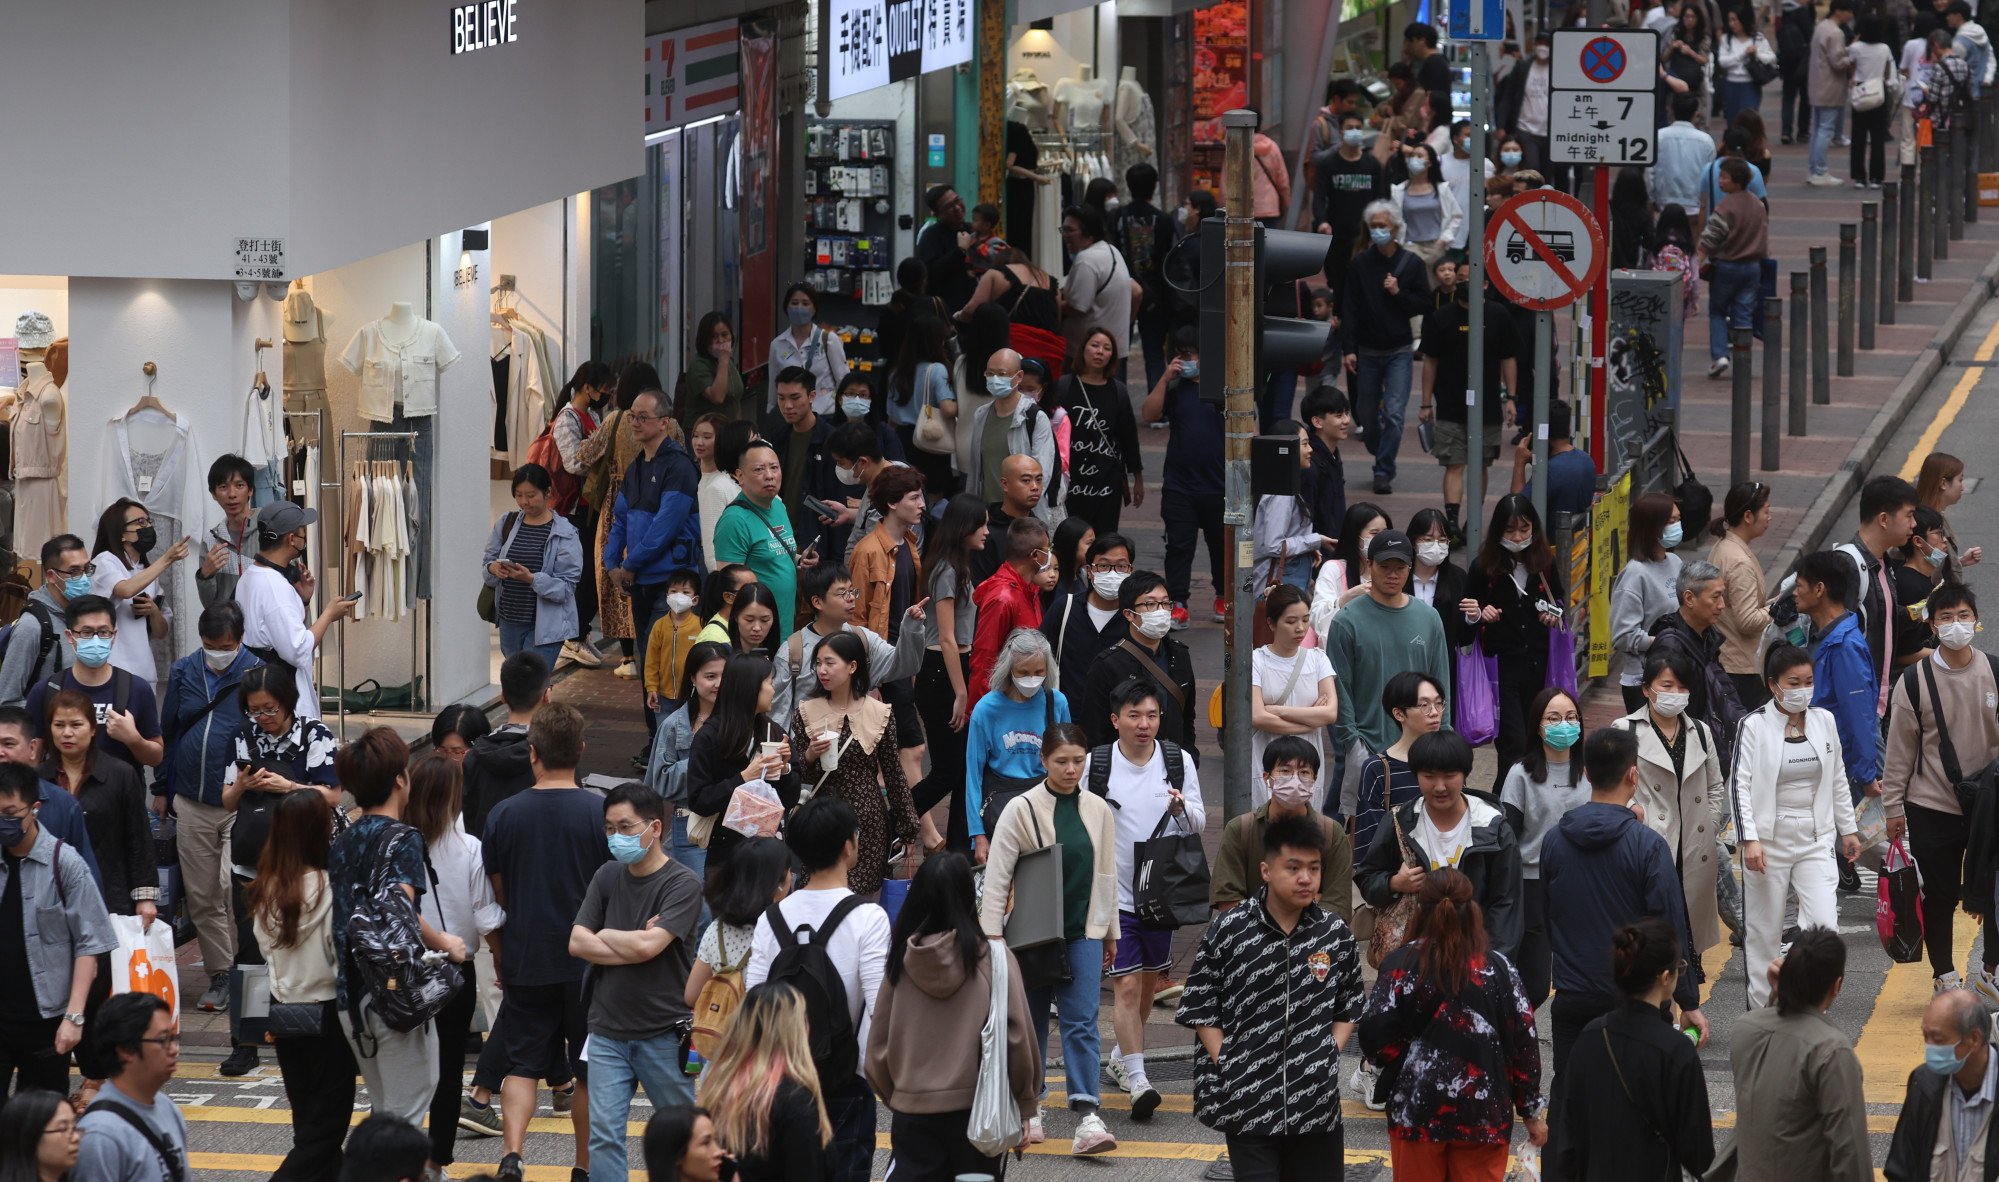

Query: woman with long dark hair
left=1055, top=327, right=1143, bottom=533
left=695, top=563, right=755, bottom=645
left=724, top=581, right=782, bottom=660
left=1498, top=686, right=1590, bottom=1009
left=869, top=852, right=1041, bottom=1171
left=1665, top=3, right=1712, bottom=117
left=1554, top=918, right=1714, bottom=1180
left=681, top=311, right=746, bottom=433
left=792, top=632, right=917, bottom=896
left=1707, top=479, right=1776, bottom=707
left=1048, top=515, right=1096, bottom=604
left=551, top=359, right=618, bottom=668
left=886, top=314, right=960, bottom=497
left=686, top=654, right=799, bottom=879
left=0, top=1090, right=78, bottom=1182
left=1308, top=501, right=1390, bottom=638
left=649, top=640, right=734, bottom=874
left=1716, top=7, right=1777, bottom=127
left=643, top=1105, right=733, bottom=1182
left=1407, top=507, right=1470, bottom=655
left=912, top=495, right=991, bottom=852
left=1359, top=867, right=1545, bottom=1178
left=245, top=788, right=358, bottom=1182
left=89, top=497, right=189, bottom=682
left=684, top=836, right=792, bottom=1014
left=1461, top=494, right=1564, bottom=786
left=1610, top=491, right=1684, bottom=713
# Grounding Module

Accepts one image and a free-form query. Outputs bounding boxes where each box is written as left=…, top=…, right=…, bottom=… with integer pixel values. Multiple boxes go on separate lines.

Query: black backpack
left=764, top=895, right=864, bottom=1085
left=0, top=600, right=59, bottom=688
left=1087, top=740, right=1187, bottom=799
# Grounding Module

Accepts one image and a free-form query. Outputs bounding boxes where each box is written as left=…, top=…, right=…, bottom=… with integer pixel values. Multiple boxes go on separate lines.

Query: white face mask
left=1014, top=675, right=1047, bottom=693
left=833, top=464, right=857, bottom=486
left=1662, top=522, right=1684, bottom=548
left=1501, top=536, right=1532, bottom=553
left=840, top=397, right=873, bottom=421
left=1939, top=620, right=1978, bottom=650
left=202, top=647, right=237, bottom=673
left=666, top=592, right=697, bottom=615
left=1416, top=540, right=1451, bottom=567
left=1132, top=608, right=1174, bottom=639
left=1652, top=690, right=1691, bottom=717
left=1092, top=569, right=1129, bottom=600
left=1778, top=686, right=1815, bottom=713
left=1534, top=45, right=1551, bottom=60
left=1268, top=773, right=1315, bottom=808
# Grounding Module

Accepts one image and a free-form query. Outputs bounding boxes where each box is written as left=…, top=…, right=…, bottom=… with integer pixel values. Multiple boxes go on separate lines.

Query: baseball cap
left=1367, top=530, right=1416, bottom=565
left=256, top=500, right=318, bottom=538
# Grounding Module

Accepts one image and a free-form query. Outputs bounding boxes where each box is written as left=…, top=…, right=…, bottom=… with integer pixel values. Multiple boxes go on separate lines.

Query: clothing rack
left=283, top=408, right=327, bottom=617
left=334, top=429, right=423, bottom=739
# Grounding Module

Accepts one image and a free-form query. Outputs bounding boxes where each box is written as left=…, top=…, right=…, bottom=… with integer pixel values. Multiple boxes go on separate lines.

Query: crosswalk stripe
left=1852, top=911, right=1978, bottom=1103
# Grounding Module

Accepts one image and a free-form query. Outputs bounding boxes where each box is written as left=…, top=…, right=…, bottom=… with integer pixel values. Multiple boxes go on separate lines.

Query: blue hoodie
left=603, top=437, right=704, bottom=584
left=1811, top=610, right=1880, bottom=796
left=1540, top=801, right=1699, bottom=1012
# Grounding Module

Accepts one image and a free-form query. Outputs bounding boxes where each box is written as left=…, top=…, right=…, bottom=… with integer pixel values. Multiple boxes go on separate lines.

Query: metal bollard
left=1967, top=111, right=1982, bottom=225
left=1762, top=297, right=1783, bottom=471
left=1837, top=223, right=1857, bottom=376
left=1881, top=182, right=1899, bottom=325
left=1920, top=143, right=1937, bottom=279
left=1901, top=163, right=1918, bottom=300
left=1789, top=271, right=1809, bottom=436
left=1810, top=246, right=1831, bottom=405
left=1945, top=126, right=1963, bottom=247
left=1731, top=327, right=1753, bottom=488
left=1860, top=206, right=1878, bottom=350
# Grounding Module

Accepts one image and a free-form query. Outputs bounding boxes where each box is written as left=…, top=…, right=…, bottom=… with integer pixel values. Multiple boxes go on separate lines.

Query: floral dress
left=790, top=697, right=918, bottom=896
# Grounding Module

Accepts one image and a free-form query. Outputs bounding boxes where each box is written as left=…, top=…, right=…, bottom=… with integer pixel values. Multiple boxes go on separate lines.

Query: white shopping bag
left=108, top=913, right=181, bottom=1024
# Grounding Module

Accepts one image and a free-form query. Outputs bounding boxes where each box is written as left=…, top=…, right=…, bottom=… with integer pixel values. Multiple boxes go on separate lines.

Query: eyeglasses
left=50, top=563, right=95, bottom=579
left=983, top=369, right=1018, bottom=380
left=41, top=1121, right=79, bottom=1140
left=137, top=1035, right=182, bottom=1050
left=247, top=706, right=284, bottom=721
left=123, top=518, right=155, bottom=532
left=68, top=628, right=115, bottom=641
left=826, top=587, right=859, bottom=601
left=1414, top=697, right=1448, bottom=712
left=605, top=819, right=652, bottom=836
left=1091, top=561, right=1134, bottom=574
left=628, top=411, right=663, bottom=424
left=743, top=464, right=782, bottom=478
left=1131, top=599, right=1173, bottom=612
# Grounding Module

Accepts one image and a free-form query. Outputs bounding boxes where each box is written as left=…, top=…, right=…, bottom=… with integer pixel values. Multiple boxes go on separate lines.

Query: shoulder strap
left=23, top=600, right=56, bottom=681
left=766, top=901, right=800, bottom=948
left=1043, top=687, right=1055, bottom=732
left=1089, top=746, right=1113, bottom=799
left=789, top=630, right=805, bottom=678
left=815, top=894, right=865, bottom=944
left=51, top=838, right=66, bottom=908
left=1925, top=659, right=1966, bottom=786
left=112, top=668, right=131, bottom=717
left=1054, top=594, right=1077, bottom=671
left=1598, top=1027, right=1674, bottom=1154
left=85, top=1101, right=186, bottom=1182
left=1117, top=639, right=1186, bottom=710
left=1162, top=741, right=1186, bottom=791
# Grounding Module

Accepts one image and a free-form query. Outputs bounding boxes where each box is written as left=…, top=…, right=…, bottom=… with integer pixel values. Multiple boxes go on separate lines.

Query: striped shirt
left=1950, top=1049, right=1998, bottom=1171
left=497, top=520, right=552, bottom=625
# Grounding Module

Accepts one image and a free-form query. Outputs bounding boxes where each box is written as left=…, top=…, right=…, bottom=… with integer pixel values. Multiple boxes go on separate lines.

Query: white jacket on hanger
left=100, top=407, right=213, bottom=667
left=504, top=320, right=557, bottom=464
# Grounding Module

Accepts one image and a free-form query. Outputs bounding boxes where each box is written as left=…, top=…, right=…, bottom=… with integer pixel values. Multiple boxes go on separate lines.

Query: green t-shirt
left=979, top=409, right=1012, bottom=503
left=711, top=494, right=800, bottom=637
left=1051, top=789, right=1094, bottom=940
left=680, top=355, right=745, bottom=432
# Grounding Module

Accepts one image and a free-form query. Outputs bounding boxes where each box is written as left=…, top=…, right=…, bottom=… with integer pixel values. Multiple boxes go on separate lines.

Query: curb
left=1767, top=249, right=1999, bottom=578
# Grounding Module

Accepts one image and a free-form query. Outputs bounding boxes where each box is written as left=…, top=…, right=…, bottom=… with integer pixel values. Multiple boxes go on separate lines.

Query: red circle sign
left=1483, top=190, right=1605, bottom=311
left=1580, top=37, right=1627, bottom=84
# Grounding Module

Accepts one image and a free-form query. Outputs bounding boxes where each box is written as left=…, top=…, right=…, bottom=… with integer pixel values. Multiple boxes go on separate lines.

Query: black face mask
left=133, top=527, right=158, bottom=555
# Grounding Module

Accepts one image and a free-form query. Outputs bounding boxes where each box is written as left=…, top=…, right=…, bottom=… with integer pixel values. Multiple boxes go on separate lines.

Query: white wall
left=0, top=279, right=70, bottom=349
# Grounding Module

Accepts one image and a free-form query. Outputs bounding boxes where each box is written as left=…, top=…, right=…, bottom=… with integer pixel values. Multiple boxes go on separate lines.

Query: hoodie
left=1539, top=801, right=1699, bottom=1011
left=462, top=724, right=535, bottom=839
left=1956, top=20, right=1994, bottom=92
left=864, top=933, right=1039, bottom=1119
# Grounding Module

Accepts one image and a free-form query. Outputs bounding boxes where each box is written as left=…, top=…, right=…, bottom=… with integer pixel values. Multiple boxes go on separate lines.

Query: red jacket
left=970, top=562, right=1043, bottom=701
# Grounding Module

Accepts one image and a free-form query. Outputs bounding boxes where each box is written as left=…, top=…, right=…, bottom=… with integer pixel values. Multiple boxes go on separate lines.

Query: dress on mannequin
left=1004, top=120, right=1041, bottom=256
left=1053, top=70, right=1111, bottom=139
left=1115, top=71, right=1158, bottom=171
left=11, top=360, right=65, bottom=560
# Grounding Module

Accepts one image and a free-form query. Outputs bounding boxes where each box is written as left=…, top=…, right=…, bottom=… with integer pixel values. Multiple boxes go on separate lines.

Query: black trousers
left=1493, top=644, right=1550, bottom=791
left=1782, top=74, right=1811, bottom=139
left=1516, top=878, right=1552, bottom=1010
left=1226, top=1127, right=1344, bottom=1182
left=1162, top=487, right=1226, bottom=607
left=896, top=424, right=960, bottom=500
left=1906, top=801, right=1999, bottom=977
left=570, top=505, right=599, bottom=640
left=827, top=1074, right=878, bottom=1182
left=0, top=1017, right=67, bottom=1096
left=1544, top=991, right=1618, bottom=1182
left=271, top=1025, right=358, bottom=1182
left=230, top=874, right=264, bottom=1050
left=1064, top=491, right=1125, bottom=537
left=911, top=649, right=972, bottom=851
left=885, top=1108, right=1006, bottom=1182
left=1851, top=104, right=1891, bottom=185
left=427, top=965, right=479, bottom=1165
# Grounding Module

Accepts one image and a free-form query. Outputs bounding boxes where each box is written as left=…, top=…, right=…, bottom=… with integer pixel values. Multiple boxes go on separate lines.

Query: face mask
left=1015, top=675, right=1047, bottom=693
left=1501, top=151, right=1523, bottom=166
left=840, top=397, right=872, bottom=420
left=133, top=527, right=158, bottom=555
left=1929, top=546, right=1950, bottom=568
left=1104, top=197, right=1121, bottom=211
left=1940, top=620, right=1978, bottom=650
left=1405, top=157, right=1428, bottom=176
left=666, top=592, right=697, bottom=615
left=0, top=816, right=23, bottom=849
left=202, top=647, right=237, bottom=673
left=606, top=830, right=654, bottom=865
left=1542, top=721, right=1582, bottom=749
left=1926, top=1041, right=1970, bottom=1075
left=1369, top=226, right=1394, bottom=245
left=1662, top=522, right=1684, bottom=548
left=1778, top=686, right=1815, bottom=713
left=1093, top=570, right=1128, bottom=600
left=1535, top=45, right=1551, bottom=60
left=1501, top=536, right=1532, bottom=553
left=1652, top=690, right=1690, bottom=717
left=61, top=574, right=89, bottom=601
left=1416, top=540, right=1451, bottom=567
left=1269, top=774, right=1315, bottom=808
left=1180, top=359, right=1200, bottom=380
left=75, top=637, right=112, bottom=669
left=1343, top=128, right=1365, bottom=146
left=1132, top=608, right=1174, bottom=639
left=833, top=465, right=857, bottom=486
left=787, top=305, right=815, bottom=328
left=987, top=374, right=1016, bottom=398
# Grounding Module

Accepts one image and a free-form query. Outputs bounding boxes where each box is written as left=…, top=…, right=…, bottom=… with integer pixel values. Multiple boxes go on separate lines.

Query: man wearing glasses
left=24, top=596, right=163, bottom=773
left=0, top=760, right=116, bottom=1096
left=74, top=993, right=188, bottom=1182
left=1081, top=571, right=1198, bottom=752
left=0, top=534, right=91, bottom=709
left=770, top=564, right=928, bottom=725
left=1043, top=532, right=1136, bottom=697
left=603, top=388, right=704, bottom=698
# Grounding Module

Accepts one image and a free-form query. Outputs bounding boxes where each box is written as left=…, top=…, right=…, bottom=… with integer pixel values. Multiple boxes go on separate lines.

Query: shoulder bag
left=1005, top=802, right=1073, bottom=989
left=1745, top=36, right=1779, bottom=87
left=912, top=365, right=957, bottom=456
left=1600, top=1026, right=1700, bottom=1181
left=1367, top=808, right=1424, bottom=970
left=1132, top=804, right=1211, bottom=930
left=476, top=511, right=522, bottom=623
left=1116, top=638, right=1187, bottom=713
left=966, top=939, right=1025, bottom=1157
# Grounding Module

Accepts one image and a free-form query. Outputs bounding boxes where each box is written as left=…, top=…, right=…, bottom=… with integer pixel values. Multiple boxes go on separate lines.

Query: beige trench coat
left=1619, top=706, right=1726, bottom=953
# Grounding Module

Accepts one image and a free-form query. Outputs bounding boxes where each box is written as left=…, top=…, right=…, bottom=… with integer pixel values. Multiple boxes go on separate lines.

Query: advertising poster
left=1191, top=1, right=1248, bottom=147
left=740, top=32, right=778, bottom=370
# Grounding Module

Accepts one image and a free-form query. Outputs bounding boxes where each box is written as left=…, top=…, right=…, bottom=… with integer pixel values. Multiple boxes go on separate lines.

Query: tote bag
left=1455, top=638, right=1500, bottom=747
left=1878, top=838, right=1926, bottom=963
left=1133, top=807, right=1211, bottom=930
left=1547, top=625, right=1579, bottom=697
left=966, top=940, right=1025, bottom=1157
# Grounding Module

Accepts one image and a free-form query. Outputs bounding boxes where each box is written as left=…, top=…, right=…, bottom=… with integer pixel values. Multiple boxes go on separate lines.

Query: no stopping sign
left=1483, top=189, right=1605, bottom=311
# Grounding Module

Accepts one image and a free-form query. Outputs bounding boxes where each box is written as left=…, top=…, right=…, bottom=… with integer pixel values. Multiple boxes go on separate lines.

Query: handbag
left=966, top=939, right=1025, bottom=1157
left=1851, top=71, right=1887, bottom=112
left=1672, top=442, right=1714, bottom=537
left=1547, top=619, right=1579, bottom=697
left=1454, top=638, right=1500, bottom=747
left=264, top=999, right=336, bottom=1042
left=1878, top=838, right=1926, bottom=963
left=1745, top=37, right=1779, bottom=87
left=1006, top=806, right=1073, bottom=991
left=1367, top=809, right=1424, bottom=970
left=912, top=364, right=957, bottom=455
left=1132, top=806, right=1211, bottom=930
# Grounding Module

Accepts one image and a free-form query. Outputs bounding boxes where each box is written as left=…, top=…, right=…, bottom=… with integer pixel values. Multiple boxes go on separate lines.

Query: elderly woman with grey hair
left=965, top=627, right=1074, bottom=863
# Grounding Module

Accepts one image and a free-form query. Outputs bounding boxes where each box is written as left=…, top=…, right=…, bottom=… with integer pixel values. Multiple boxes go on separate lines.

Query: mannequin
left=11, top=340, right=65, bottom=558
left=283, top=279, right=329, bottom=399
left=1007, top=67, right=1054, bottom=134
left=1115, top=66, right=1157, bottom=167
left=1053, top=65, right=1110, bottom=138
left=337, top=302, right=458, bottom=600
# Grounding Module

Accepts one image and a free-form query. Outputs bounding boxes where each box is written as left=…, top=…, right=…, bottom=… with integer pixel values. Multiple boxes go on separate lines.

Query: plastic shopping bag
left=1878, top=838, right=1926, bottom=964
left=1455, top=639, right=1500, bottom=747
left=722, top=777, right=785, bottom=838
left=1855, top=795, right=1889, bottom=850
left=967, top=939, right=1025, bottom=1156
left=1547, top=626, right=1579, bottom=697
left=109, top=913, right=181, bottom=1024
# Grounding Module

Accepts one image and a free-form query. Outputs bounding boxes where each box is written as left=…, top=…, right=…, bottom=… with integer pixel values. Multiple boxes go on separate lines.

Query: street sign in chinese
left=233, top=237, right=286, bottom=281
left=1550, top=89, right=1658, bottom=165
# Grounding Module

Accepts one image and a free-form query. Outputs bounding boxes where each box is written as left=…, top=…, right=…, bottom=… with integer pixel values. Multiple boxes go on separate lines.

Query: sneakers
left=1937, top=970, right=1965, bottom=995
left=1025, top=1109, right=1046, bottom=1146
left=1169, top=602, right=1190, bottom=631
left=1807, top=173, right=1847, bottom=187
left=1351, top=1061, right=1387, bottom=1112
left=1153, top=982, right=1184, bottom=1006
left=198, top=972, right=229, bottom=1013
left=1372, top=480, right=1394, bottom=495
left=218, top=1045, right=259, bottom=1077
left=1128, top=1078, right=1162, bottom=1122
left=1072, top=1112, right=1118, bottom=1155
left=560, top=639, right=604, bottom=669
left=497, top=1154, right=525, bottom=1182
left=422, top=1168, right=451, bottom=1182
left=1838, top=857, right=1862, bottom=894
left=1707, top=356, right=1730, bottom=379
left=1211, top=597, right=1226, bottom=623
left=1103, top=1055, right=1131, bottom=1093
left=550, top=1083, right=575, bottom=1114
left=613, top=659, right=640, bottom=679
left=1973, top=968, right=1999, bottom=1009
left=457, top=1095, right=503, bottom=1137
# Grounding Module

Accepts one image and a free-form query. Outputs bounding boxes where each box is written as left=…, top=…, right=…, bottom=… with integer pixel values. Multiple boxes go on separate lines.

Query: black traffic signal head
left=1197, top=216, right=1334, bottom=407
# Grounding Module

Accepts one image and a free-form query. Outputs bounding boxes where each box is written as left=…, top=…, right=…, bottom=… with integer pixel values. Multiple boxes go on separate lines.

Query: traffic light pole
left=1221, top=109, right=1259, bottom=824
left=1466, top=41, right=1490, bottom=553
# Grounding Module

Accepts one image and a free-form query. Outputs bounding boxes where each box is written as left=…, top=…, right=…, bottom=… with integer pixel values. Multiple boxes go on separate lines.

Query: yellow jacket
left=644, top=611, right=705, bottom=699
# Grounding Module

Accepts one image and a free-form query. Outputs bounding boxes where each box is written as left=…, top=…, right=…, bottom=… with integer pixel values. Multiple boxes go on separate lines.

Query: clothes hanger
left=128, top=363, right=176, bottom=421
left=253, top=339, right=273, bottom=391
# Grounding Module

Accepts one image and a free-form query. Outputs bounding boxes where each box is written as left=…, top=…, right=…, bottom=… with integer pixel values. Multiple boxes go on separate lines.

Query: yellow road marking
left=1897, top=314, right=1999, bottom=481
left=1854, top=912, right=1978, bottom=1103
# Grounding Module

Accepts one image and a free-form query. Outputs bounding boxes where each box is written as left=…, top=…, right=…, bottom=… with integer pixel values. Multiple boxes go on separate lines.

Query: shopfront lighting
left=643, top=111, right=732, bottom=146
left=461, top=228, right=490, bottom=252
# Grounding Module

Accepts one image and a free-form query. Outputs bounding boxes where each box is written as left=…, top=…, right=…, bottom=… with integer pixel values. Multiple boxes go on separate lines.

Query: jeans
left=1851, top=103, right=1890, bottom=184
left=1355, top=350, right=1414, bottom=484
left=271, top=1025, right=358, bottom=1182
left=826, top=1074, right=878, bottom=1182
left=498, top=619, right=562, bottom=668
left=1809, top=104, right=1842, bottom=176
left=1723, top=80, right=1761, bottom=129
left=588, top=1031, right=697, bottom=1182
left=1262, top=371, right=1298, bottom=434
left=1708, top=259, right=1763, bottom=361
left=1161, top=487, right=1227, bottom=606
left=1027, top=936, right=1104, bottom=1106
left=629, top=582, right=666, bottom=736
left=1279, top=551, right=1316, bottom=593
left=671, top=812, right=712, bottom=939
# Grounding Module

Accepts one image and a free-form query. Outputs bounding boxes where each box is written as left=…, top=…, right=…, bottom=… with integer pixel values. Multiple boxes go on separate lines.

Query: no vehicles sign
left=1484, top=190, right=1604, bottom=311
left=1549, top=29, right=1660, bottom=166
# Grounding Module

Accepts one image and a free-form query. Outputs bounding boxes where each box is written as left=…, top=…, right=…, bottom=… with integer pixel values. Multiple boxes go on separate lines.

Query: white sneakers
left=1937, top=969, right=1964, bottom=994
left=1807, top=173, right=1847, bottom=187
left=1072, top=1112, right=1118, bottom=1155
left=1025, top=1109, right=1046, bottom=1147
left=1707, top=356, right=1730, bottom=379
left=1351, top=1060, right=1386, bottom=1112
left=1128, top=1078, right=1162, bottom=1122
left=1103, top=1055, right=1131, bottom=1092
left=560, top=638, right=604, bottom=668
left=1974, top=968, right=1999, bottom=1009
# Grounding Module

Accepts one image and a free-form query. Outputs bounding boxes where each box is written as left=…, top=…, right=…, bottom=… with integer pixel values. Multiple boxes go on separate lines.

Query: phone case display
left=803, top=119, right=897, bottom=373
left=11, top=336, right=66, bottom=561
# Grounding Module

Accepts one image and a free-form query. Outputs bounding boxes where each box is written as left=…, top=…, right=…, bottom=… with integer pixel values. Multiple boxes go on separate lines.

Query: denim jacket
left=5, top=827, right=117, bottom=1018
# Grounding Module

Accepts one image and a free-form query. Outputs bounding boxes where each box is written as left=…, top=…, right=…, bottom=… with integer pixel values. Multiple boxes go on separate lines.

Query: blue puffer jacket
left=1811, top=610, right=1881, bottom=796
left=158, top=648, right=263, bottom=807
left=603, top=438, right=704, bottom=584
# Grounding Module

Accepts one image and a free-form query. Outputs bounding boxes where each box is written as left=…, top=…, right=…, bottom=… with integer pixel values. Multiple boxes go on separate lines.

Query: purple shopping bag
left=1547, top=626, right=1579, bottom=697
left=1455, top=638, right=1499, bottom=746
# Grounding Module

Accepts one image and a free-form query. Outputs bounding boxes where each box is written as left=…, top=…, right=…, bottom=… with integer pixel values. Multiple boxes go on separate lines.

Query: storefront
left=0, top=0, right=640, bottom=729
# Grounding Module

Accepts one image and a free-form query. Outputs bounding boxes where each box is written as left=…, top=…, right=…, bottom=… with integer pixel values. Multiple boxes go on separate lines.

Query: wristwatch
left=63, top=1013, right=84, bottom=1027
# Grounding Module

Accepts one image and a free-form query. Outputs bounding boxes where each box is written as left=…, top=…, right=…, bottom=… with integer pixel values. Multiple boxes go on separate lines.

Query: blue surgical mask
left=74, top=637, right=112, bottom=669
left=1343, top=128, right=1365, bottom=147
left=1662, top=522, right=1684, bottom=548
left=1543, top=721, right=1582, bottom=749
left=787, top=304, right=814, bottom=328
left=61, top=574, right=89, bottom=601
left=1179, top=359, right=1200, bottom=380
left=607, top=830, right=654, bottom=865
left=1370, top=226, right=1394, bottom=245
left=0, top=815, right=24, bottom=849
left=1926, top=1041, right=1970, bottom=1075
left=987, top=374, right=1015, bottom=398
left=1501, top=151, right=1523, bottom=167
left=1405, top=157, right=1428, bottom=175
left=1929, top=546, right=1950, bottom=568
left=840, top=396, right=872, bottom=420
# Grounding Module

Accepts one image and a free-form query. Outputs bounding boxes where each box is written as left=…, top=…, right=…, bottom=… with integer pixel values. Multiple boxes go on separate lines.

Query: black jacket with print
left=1176, top=887, right=1364, bottom=1137
left=1356, top=794, right=1523, bottom=960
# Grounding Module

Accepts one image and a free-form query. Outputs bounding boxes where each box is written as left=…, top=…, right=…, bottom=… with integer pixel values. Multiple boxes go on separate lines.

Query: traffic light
left=1197, top=216, right=1335, bottom=407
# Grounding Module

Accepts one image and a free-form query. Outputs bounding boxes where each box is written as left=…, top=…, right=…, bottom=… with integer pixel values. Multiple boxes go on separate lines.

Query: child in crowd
left=645, top=569, right=706, bottom=720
